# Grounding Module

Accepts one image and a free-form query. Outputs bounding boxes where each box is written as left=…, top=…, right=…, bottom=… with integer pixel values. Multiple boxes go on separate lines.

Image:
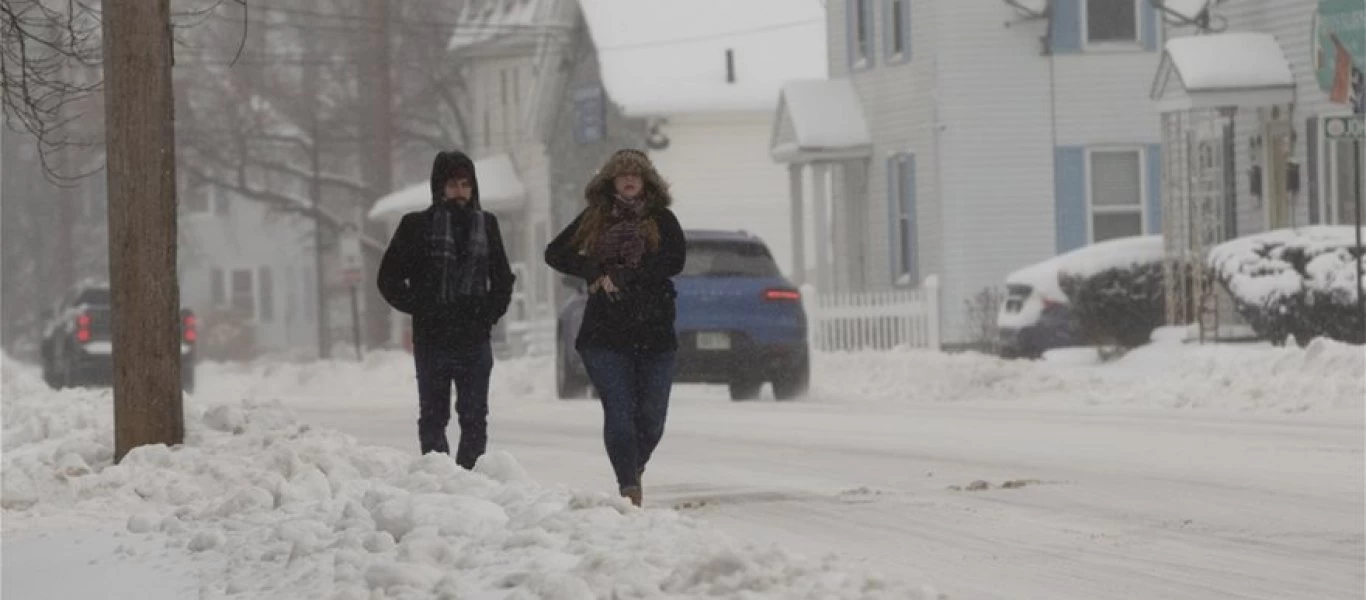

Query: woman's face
left=614, top=173, right=643, bottom=199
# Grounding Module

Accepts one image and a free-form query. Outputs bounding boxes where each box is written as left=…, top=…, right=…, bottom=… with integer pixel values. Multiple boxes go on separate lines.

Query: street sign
left=1314, top=0, right=1366, bottom=112
left=339, top=228, right=363, bottom=285
left=1324, top=115, right=1366, bottom=139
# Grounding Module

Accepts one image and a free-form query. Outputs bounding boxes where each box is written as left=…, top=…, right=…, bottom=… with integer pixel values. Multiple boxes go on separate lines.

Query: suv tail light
left=763, top=288, right=802, bottom=302
left=182, top=313, right=198, bottom=343
left=75, top=313, right=91, bottom=343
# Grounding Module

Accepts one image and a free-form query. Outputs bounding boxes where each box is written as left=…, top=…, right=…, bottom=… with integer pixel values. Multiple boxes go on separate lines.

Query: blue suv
left=555, top=230, right=809, bottom=401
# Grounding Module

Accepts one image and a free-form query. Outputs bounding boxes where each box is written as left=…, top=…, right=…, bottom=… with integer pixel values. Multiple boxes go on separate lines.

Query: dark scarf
left=594, top=195, right=648, bottom=269
left=428, top=201, right=489, bottom=302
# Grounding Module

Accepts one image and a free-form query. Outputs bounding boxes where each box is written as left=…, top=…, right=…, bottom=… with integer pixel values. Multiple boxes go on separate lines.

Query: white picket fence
left=805, top=275, right=940, bottom=352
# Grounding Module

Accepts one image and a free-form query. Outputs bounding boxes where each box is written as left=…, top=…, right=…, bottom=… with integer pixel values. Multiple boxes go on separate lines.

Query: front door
left=1262, top=117, right=1295, bottom=230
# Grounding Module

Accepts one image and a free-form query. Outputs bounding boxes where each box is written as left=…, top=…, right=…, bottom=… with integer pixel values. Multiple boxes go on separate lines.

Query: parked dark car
left=39, top=282, right=199, bottom=392
left=997, top=282, right=1082, bottom=359
left=556, top=230, right=809, bottom=401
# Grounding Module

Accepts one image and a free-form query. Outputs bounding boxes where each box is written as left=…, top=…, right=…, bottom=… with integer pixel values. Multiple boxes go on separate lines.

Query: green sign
left=1313, top=0, right=1366, bottom=112
left=1324, top=115, right=1366, bottom=139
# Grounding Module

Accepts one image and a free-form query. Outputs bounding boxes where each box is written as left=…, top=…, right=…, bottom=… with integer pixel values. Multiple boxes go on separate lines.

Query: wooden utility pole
left=101, top=0, right=183, bottom=461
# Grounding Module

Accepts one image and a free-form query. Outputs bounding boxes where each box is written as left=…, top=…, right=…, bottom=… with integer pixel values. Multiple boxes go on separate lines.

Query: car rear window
left=682, top=241, right=780, bottom=278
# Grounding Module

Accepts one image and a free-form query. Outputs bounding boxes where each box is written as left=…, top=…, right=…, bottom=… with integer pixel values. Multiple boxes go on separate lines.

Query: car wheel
left=772, top=356, right=810, bottom=401
left=728, top=378, right=763, bottom=402
left=556, top=345, right=591, bottom=400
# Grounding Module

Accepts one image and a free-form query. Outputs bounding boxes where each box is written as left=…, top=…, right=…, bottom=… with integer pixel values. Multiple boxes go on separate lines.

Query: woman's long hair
left=571, top=149, right=672, bottom=254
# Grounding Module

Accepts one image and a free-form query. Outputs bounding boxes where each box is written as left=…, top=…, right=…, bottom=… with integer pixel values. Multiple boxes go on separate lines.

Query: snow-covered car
left=556, top=230, right=809, bottom=401
left=997, top=236, right=1164, bottom=359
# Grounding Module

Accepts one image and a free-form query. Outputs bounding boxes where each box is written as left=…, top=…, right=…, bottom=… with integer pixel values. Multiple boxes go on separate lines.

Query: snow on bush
left=0, top=360, right=924, bottom=599
left=1057, top=236, right=1170, bottom=350
left=1209, top=226, right=1365, bottom=345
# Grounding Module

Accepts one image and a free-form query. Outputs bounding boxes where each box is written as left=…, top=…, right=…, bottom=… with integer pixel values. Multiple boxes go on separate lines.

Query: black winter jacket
left=376, top=151, right=516, bottom=346
left=545, top=207, right=685, bottom=353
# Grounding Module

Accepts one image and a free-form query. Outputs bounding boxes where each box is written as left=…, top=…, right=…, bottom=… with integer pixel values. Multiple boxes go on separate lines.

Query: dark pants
left=578, top=346, right=676, bottom=492
left=413, top=339, right=493, bottom=469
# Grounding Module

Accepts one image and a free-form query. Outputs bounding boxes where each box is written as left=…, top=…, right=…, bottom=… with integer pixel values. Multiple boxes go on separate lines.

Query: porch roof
left=368, top=153, right=527, bottom=221
left=1151, top=32, right=1296, bottom=112
left=770, top=79, right=873, bottom=163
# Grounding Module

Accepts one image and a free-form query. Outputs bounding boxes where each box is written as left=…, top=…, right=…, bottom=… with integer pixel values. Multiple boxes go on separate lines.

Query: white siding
left=829, top=0, right=943, bottom=297
left=648, top=112, right=795, bottom=275
left=1183, top=0, right=1348, bottom=235
left=179, top=198, right=316, bottom=355
left=935, top=2, right=1057, bottom=345
left=1054, top=53, right=1164, bottom=146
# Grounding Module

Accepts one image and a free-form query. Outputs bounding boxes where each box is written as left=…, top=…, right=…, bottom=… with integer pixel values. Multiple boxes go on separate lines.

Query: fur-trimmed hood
left=584, top=149, right=672, bottom=210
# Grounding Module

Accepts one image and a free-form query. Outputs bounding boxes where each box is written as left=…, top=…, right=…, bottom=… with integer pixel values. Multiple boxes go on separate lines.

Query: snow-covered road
left=248, top=341, right=1364, bottom=600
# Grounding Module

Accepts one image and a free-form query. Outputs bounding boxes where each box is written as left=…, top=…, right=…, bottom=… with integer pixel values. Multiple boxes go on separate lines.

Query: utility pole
left=101, top=0, right=183, bottom=461
left=309, top=85, right=331, bottom=360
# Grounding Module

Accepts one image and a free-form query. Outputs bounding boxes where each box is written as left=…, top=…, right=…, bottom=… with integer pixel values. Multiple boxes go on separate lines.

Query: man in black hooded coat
left=377, top=150, right=516, bottom=468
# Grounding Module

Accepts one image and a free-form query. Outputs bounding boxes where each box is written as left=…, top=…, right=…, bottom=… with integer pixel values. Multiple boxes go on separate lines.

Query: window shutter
left=1307, top=116, right=1321, bottom=224
left=903, top=154, right=919, bottom=283
left=1050, top=0, right=1082, bottom=54
left=1055, top=147, right=1087, bottom=252
left=1146, top=144, right=1163, bottom=233
left=846, top=0, right=857, bottom=70
left=1141, top=0, right=1159, bottom=52
left=886, top=156, right=899, bottom=283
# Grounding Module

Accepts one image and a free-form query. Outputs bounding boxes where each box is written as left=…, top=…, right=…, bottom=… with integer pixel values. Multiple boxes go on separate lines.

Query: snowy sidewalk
left=1, top=358, right=929, bottom=600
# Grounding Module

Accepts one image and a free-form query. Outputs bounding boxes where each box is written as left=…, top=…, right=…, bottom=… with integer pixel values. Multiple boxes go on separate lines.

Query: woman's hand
left=593, top=275, right=621, bottom=301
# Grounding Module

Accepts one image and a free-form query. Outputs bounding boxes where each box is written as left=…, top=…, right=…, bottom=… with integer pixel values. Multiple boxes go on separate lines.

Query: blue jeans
left=578, top=346, right=677, bottom=492
left=413, top=340, right=493, bottom=468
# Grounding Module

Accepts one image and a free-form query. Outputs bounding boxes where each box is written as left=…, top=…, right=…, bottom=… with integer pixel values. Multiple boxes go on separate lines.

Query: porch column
left=811, top=162, right=832, bottom=294
left=788, top=164, right=806, bottom=285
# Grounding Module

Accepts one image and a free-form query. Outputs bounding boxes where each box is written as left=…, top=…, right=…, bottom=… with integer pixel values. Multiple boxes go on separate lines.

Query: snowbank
left=1, top=361, right=923, bottom=599
left=1209, top=226, right=1364, bottom=308
left=811, top=335, right=1365, bottom=414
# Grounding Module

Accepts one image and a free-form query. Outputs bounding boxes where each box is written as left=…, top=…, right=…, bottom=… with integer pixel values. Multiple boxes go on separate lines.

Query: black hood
left=430, top=150, right=480, bottom=210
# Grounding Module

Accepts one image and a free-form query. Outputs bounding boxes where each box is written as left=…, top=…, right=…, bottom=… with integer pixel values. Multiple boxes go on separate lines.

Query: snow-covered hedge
left=1055, top=236, right=1169, bottom=350
left=1209, top=226, right=1365, bottom=345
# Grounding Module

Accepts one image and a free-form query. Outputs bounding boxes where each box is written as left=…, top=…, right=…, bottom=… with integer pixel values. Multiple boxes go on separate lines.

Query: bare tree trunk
left=101, top=0, right=183, bottom=462
left=366, top=0, right=395, bottom=348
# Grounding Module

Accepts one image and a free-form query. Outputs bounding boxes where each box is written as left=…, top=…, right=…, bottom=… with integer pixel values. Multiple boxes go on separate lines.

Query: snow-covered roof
left=577, top=0, right=827, bottom=117
left=1151, top=32, right=1296, bottom=112
left=368, top=154, right=527, bottom=221
left=770, top=79, right=872, bottom=162
left=447, top=0, right=554, bottom=52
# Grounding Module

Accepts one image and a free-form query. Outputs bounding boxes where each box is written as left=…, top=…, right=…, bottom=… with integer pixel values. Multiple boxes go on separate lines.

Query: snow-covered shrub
left=1209, top=226, right=1365, bottom=346
left=1056, top=236, right=1168, bottom=351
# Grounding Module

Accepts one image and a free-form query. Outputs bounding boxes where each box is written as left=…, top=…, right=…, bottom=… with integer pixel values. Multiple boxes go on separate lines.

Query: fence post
left=924, top=275, right=941, bottom=350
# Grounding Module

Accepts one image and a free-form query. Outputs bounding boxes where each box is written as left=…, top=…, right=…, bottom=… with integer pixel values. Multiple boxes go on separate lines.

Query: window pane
left=258, top=267, right=274, bottom=323
left=892, top=1, right=905, bottom=54
left=856, top=0, right=872, bottom=58
left=231, top=269, right=255, bottom=316
left=211, top=268, right=225, bottom=306
left=1087, top=0, right=1137, bottom=42
left=898, top=218, right=912, bottom=276
left=1334, top=140, right=1360, bottom=225
left=682, top=241, right=781, bottom=278
left=1093, top=211, right=1143, bottom=242
left=1091, top=150, right=1142, bottom=207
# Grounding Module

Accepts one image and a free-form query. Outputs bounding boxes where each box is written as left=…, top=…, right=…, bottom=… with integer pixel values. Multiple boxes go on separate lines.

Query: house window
left=1086, top=0, right=1139, bottom=44
left=1322, top=135, right=1362, bottom=225
left=1088, top=149, right=1145, bottom=242
left=230, top=269, right=255, bottom=317
left=887, top=154, right=917, bottom=284
left=210, top=268, right=226, bottom=307
left=848, top=0, right=874, bottom=69
left=885, top=0, right=910, bottom=61
left=258, top=266, right=274, bottom=323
